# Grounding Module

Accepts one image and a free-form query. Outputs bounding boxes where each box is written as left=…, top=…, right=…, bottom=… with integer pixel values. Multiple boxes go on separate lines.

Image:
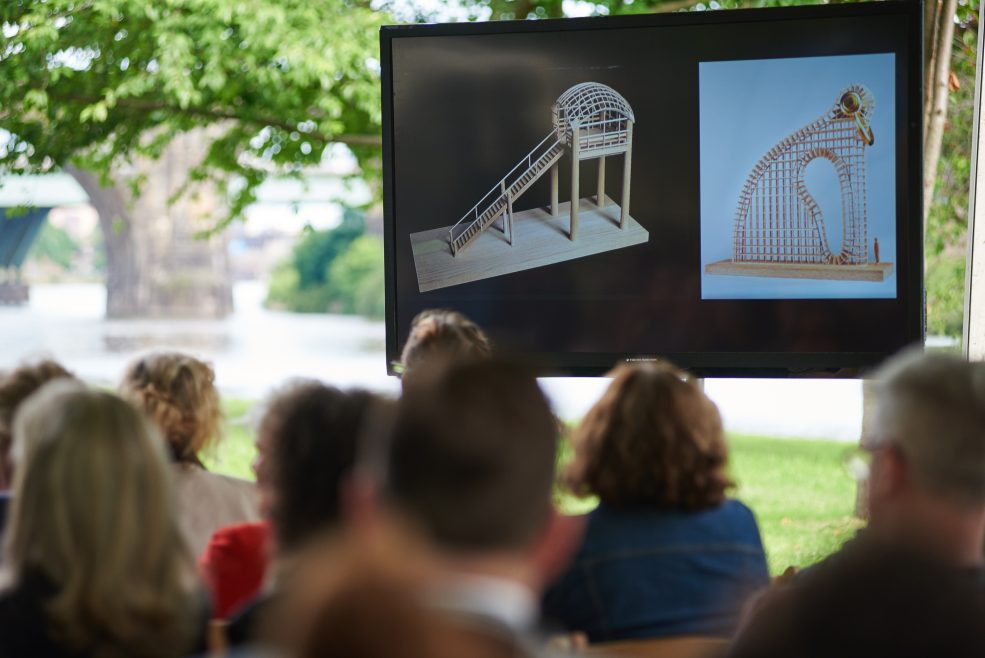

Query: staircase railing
left=448, top=133, right=560, bottom=249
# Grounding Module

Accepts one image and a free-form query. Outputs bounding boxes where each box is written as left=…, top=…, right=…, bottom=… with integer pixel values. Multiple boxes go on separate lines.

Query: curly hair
left=0, top=359, right=76, bottom=489
left=118, top=352, right=221, bottom=466
left=399, top=309, right=492, bottom=380
left=562, top=362, right=732, bottom=511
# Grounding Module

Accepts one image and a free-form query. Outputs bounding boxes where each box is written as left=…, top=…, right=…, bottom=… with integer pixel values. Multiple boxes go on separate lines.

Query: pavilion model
left=409, top=82, right=649, bottom=293
left=705, top=85, right=893, bottom=282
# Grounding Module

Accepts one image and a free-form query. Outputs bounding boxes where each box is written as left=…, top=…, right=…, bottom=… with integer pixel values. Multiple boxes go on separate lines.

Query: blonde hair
left=4, top=381, right=201, bottom=658
left=118, top=352, right=221, bottom=465
left=563, top=362, right=732, bottom=510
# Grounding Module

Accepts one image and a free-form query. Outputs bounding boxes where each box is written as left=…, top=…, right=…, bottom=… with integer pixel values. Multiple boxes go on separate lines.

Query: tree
left=0, top=0, right=385, bottom=315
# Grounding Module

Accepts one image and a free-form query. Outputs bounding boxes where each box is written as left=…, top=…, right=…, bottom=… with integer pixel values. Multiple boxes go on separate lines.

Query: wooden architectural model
left=410, top=82, right=649, bottom=293
left=705, top=85, right=893, bottom=282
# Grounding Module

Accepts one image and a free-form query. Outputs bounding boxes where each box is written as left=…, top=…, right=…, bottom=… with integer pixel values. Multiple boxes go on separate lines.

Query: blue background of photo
left=699, top=54, right=897, bottom=300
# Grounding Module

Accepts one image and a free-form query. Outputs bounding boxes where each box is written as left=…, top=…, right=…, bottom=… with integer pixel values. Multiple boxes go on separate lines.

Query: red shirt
left=199, top=520, right=272, bottom=619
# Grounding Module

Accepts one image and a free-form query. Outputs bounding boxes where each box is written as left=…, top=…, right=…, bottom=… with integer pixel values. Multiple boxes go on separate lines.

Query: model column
left=620, top=120, right=634, bottom=229
left=597, top=156, right=606, bottom=208
left=551, top=163, right=559, bottom=217
left=570, top=120, right=580, bottom=241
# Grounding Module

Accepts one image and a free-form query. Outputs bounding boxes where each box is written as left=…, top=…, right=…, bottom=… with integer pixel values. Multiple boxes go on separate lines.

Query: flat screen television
left=381, top=1, right=924, bottom=376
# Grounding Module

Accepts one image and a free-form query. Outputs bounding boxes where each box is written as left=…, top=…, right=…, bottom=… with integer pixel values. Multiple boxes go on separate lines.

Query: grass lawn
left=205, top=401, right=862, bottom=576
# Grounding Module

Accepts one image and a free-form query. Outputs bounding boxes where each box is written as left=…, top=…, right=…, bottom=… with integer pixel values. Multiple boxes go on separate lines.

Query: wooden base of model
left=411, top=195, right=648, bottom=293
left=704, top=260, right=894, bottom=282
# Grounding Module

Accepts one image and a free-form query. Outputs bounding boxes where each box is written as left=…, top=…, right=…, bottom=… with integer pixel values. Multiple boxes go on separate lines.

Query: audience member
left=543, top=362, right=769, bottom=642
left=365, top=359, right=584, bottom=656
left=215, top=383, right=384, bottom=642
left=730, top=350, right=985, bottom=657
left=295, top=564, right=515, bottom=658
left=398, top=309, right=492, bottom=385
left=0, top=360, right=76, bottom=534
left=0, top=381, right=205, bottom=658
left=119, top=352, right=259, bottom=556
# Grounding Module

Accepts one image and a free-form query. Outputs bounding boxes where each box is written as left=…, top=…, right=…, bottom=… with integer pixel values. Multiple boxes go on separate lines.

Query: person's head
left=0, top=359, right=75, bottom=490
left=5, top=380, right=200, bottom=656
left=563, top=362, right=731, bottom=511
left=296, top=570, right=515, bottom=658
left=867, top=350, right=985, bottom=550
left=399, top=309, right=492, bottom=384
left=118, top=351, right=221, bottom=466
left=256, top=380, right=382, bottom=554
left=376, top=358, right=576, bottom=586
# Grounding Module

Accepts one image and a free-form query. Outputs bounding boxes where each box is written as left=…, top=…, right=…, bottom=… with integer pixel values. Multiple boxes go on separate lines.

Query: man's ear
left=341, top=469, right=383, bottom=533
left=530, top=509, right=587, bottom=589
left=869, top=443, right=909, bottom=513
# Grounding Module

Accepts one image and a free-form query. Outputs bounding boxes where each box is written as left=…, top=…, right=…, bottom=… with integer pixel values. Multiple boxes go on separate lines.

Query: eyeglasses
left=842, top=441, right=897, bottom=482
left=842, top=445, right=882, bottom=482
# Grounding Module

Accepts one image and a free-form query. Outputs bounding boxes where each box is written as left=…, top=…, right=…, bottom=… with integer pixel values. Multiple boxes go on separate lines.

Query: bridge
left=0, top=175, right=88, bottom=304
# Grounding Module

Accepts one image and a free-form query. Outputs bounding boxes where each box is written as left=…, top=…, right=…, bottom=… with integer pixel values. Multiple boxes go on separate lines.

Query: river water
left=0, top=282, right=864, bottom=441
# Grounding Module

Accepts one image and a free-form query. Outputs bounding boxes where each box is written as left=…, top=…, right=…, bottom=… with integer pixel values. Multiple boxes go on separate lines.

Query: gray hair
left=873, top=349, right=985, bottom=506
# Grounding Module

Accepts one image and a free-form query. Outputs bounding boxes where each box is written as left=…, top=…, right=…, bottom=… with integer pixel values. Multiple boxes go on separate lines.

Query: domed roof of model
left=555, top=82, right=635, bottom=124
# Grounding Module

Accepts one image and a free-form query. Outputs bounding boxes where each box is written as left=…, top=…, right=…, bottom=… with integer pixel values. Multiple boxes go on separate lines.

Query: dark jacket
left=0, top=570, right=209, bottom=658
left=729, top=535, right=985, bottom=658
left=543, top=499, right=770, bottom=642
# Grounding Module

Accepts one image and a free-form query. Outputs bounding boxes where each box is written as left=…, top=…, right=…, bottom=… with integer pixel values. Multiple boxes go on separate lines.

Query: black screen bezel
left=380, top=1, right=924, bottom=377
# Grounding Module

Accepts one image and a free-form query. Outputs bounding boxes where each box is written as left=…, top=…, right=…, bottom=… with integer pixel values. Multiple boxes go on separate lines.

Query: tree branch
left=44, top=92, right=383, bottom=148
left=923, top=0, right=958, bottom=220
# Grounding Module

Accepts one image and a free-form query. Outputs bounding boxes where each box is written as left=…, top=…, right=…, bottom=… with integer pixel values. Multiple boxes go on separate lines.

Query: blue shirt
left=543, top=499, right=769, bottom=642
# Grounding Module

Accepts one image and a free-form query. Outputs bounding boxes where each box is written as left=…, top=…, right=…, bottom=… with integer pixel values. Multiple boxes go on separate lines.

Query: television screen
left=381, top=1, right=923, bottom=376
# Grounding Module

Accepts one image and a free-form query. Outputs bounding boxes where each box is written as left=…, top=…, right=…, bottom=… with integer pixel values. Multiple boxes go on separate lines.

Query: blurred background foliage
left=266, top=208, right=386, bottom=317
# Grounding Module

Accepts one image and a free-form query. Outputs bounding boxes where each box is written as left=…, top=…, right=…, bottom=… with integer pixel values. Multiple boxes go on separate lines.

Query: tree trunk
left=65, top=166, right=146, bottom=317
left=924, top=0, right=959, bottom=221
left=66, top=131, right=233, bottom=319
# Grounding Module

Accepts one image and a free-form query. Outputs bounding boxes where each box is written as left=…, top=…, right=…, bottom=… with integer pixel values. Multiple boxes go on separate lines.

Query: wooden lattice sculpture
left=706, top=85, right=891, bottom=282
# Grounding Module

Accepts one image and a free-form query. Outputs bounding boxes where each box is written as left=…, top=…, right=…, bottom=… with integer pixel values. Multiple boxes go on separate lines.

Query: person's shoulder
left=0, top=584, right=68, bottom=657
left=174, top=467, right=256, bottom=498
left=205, top=471, right=258, bottom=495
left=210, top=521, right=270, bottom=546
left=717, top=498, right=757, bottom=520
left=202, top=521, right=270, bottom=560
left=704, top=499, right=764, bottom=535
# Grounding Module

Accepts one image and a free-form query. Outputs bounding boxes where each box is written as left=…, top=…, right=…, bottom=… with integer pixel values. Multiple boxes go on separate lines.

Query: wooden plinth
left=704, top=260, right=894, bottom=282
left=410, top=196, right=648, bottom=293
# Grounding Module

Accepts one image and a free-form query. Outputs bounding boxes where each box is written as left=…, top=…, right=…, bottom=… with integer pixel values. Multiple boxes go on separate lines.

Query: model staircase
left=450, top=135, right=565, bottom=256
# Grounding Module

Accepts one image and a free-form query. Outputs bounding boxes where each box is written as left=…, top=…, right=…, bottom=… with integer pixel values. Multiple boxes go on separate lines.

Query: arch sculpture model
left=705, top=85, right=893, bottom=282
left=409, top=82, right=649, bottom=293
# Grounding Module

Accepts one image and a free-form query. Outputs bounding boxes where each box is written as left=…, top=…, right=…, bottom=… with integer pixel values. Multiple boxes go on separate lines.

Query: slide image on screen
left=409, top=82, right=649, bottom=293
left=699, top=54, right=897, bottom=300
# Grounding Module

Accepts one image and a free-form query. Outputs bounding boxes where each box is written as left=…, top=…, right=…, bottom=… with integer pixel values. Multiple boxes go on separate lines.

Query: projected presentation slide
left=699, top=54, right=898, bottom=301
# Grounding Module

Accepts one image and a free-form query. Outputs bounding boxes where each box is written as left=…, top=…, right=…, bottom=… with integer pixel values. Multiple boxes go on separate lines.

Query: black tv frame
left=381, top=1, right=924, bottom=377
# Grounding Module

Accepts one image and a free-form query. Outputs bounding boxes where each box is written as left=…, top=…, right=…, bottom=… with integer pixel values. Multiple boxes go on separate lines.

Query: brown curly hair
left=0, top=359, right=76, bottom=489
left=562, top=362, right=732, bottom=511
left=118, top=352, right=221, bottom=466
left=399, top=310, right=492, bottom=381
